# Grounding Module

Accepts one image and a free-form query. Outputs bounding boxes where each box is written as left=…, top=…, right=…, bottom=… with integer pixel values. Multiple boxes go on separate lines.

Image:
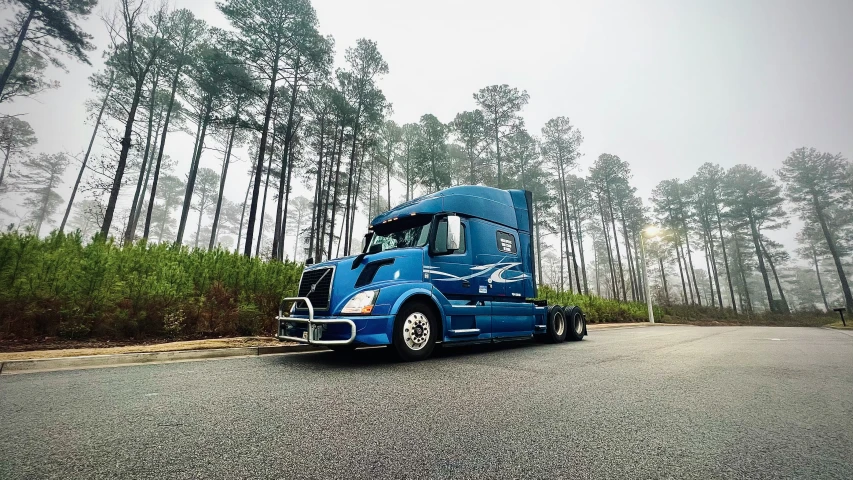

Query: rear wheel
left=393, top=301, right=438, bottom=361
left=566, top=306, right=586, bottom=341
left=546, top=306, right=567, bottom=343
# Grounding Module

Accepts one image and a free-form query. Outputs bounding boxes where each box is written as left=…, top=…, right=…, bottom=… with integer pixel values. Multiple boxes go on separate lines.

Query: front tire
left=546, top=306, right=567, bottom=343
left=393, top=301, right=438, bottom=361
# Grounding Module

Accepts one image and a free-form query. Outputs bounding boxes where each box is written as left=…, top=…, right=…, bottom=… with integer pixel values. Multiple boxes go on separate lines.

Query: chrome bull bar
left=275, top=297, right=357, bottom=345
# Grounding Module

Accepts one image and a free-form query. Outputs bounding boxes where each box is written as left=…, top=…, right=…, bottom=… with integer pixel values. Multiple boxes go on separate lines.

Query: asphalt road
left=2, top=326, right=852, bottom=479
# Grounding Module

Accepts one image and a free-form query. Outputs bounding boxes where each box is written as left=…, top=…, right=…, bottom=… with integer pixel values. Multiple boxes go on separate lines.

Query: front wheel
left=393, top=301, right=438, bottom=361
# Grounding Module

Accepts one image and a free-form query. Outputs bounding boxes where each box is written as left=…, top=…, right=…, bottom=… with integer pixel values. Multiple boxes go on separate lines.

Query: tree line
left=1, top=0, right=851, bottom=314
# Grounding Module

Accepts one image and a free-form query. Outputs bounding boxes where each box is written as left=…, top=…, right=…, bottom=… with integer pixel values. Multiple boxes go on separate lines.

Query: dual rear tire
left=545, top=305, right=586, bottom=343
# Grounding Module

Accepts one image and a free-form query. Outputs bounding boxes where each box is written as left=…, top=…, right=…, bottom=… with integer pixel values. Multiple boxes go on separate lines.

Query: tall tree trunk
left=812, top=248, right=829, bottom=311
left=675, top=243, right=688, bottom=304
left=194, top=191, right=206, bottom=248
left=559, top=223, right=565, bottom=291
left=209, top=121, right=238, bottom=250
left=732, top=234, right=753, bottom=314
left=597, top=194, right=617, bottom=299
left=715, top=209, right=738, bottom=314
left=0, top=144, right=10, bottom=188
left=255, top=107, right=281, bottom=257
left=594, top=243, right=600, bottom=296
left=278, top=124, right=301, bottom=260
left=292, top=208, right=304, bottom=260
left=386, top=147, right=391, bottom=210
left=175, top=101, right=212, bottom=246
left=813, top=195, right=853, bottom=313
left=659, top=256, right=670, bottom=305
left=682, top=229, right=702, bottom=306
left=320, top=126, right=342, bottom=259
left=101, top=68, right=151, bottom=237
left=605, top=188, right=626, bottom=301
left=244, top=42, right=281, bottom=256
left=237, top=166, right=254, bottom=254
left=272, top=63, right=300, bottom=260
left=678, top=240, right=695, bottom=304
left=558, top=194, right=573, bottom=293
left=704, top=242, right=716, bottom=307
left=348, top=140, right=367, bottom=250
left=144, top=60, right=185, bottom=240
left=156, top=194, right=175, bottom=243
left=571, top=202, right=589, bottom=295
left=34, top=173, right=60, bottom=236
left=318, top=136, right=335, bottom=259
left=617, top=203, right=638, bottom=301
left=760, top=239, right=789, bottom=314
left=256, top=138, right=275, bottom=257
left=494, top=121, right=501, bottom=188
left=124, top=69, right=160, bottom=243
left=308, top=118, right=325, bottom=261
left=405, top=147, right=411, bottom=201
left=343, top=105, right=363, bottom=256
left=0, top=6, right=34, bottom=101
left=60, top=72, right=115, bottom=232
left=747, top=213, right=776, bottom=312
left=633, top=232, right=644, bottom=303
left=130, top=111, right=164, bottom=238
left=704, top=218, right=725, bottom=309
left=327, top=128, right=344, bottom=259
left=556, top=164, right=576, bottom=292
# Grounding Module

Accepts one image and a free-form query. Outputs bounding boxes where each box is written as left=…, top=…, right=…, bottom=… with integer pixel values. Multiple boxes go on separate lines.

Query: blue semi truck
left=276, top=185, right=587, bottom=361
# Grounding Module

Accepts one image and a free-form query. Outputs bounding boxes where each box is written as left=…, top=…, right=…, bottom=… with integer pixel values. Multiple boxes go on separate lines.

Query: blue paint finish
left=283, top=186, right=569, bottom=349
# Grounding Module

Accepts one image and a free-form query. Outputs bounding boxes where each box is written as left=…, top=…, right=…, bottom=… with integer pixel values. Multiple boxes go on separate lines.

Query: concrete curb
left=0, top=344, right=320, bottom=375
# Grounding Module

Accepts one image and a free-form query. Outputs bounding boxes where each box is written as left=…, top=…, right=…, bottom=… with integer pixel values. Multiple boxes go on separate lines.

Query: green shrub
left=538, top=286, right=663, bottom=323
left=0, top=231, right=302, bottom=340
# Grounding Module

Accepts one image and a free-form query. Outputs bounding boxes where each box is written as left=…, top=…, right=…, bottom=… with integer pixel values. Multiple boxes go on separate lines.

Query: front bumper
left=275, top=297, right=357, bottom=345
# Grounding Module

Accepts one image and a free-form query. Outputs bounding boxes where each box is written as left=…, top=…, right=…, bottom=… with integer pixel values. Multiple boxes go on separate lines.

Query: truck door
left=429, top=216, right=491, bottom=339
left=488, top=227, right=535, bottom=337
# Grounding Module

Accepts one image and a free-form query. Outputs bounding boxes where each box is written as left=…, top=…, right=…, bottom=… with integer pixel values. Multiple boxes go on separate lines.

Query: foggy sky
left=1, top=0, right=852, bottom=260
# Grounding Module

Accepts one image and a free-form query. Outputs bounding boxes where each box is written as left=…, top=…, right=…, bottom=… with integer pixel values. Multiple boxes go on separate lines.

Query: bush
left=0, top=231, right=302, bottom=340
left=538, top=285, right=836, bottom=327
left=539, top=286, right=663, bottom=323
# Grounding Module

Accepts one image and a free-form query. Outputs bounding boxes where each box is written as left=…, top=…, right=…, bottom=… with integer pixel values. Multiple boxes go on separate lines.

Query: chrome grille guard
left=275, top=297, right=356, bottom=345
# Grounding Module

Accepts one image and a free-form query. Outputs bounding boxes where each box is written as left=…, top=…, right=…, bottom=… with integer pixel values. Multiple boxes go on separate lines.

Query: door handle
left=462, top=280, right=470, bottom=288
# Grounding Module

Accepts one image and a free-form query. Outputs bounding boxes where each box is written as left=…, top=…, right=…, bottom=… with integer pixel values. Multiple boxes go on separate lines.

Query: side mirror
left=305, top=257, right=314, bottom=266
left=446, top=215, right=461, bottom=250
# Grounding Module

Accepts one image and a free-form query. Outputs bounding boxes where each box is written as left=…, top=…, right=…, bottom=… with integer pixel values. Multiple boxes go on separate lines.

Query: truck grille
left=297, top=267, right=334, bottom=311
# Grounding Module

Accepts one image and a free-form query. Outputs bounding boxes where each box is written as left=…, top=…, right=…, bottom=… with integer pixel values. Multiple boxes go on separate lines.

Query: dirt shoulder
left=0, top=337, right=289, bottom=362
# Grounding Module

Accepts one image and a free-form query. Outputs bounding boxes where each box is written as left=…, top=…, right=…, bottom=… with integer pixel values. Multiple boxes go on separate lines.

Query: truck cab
left=277, top=185, right=586, bottom=361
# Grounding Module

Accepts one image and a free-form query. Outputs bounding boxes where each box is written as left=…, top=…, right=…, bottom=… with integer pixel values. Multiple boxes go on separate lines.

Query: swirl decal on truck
left=424, top=261, right=529, bottom=283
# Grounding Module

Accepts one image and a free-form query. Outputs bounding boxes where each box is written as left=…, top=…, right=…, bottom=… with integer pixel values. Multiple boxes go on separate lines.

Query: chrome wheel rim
left=574, top=313, right=584, bottom=335
left=403, top=312, right=430, bottom=351
left=554, top=312, right=565, bottom=336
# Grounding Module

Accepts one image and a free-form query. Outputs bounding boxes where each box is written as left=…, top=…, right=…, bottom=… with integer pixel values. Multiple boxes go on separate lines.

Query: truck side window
left=496, top=231, right=517, bottom=254
left=434, top=219, right=466, bottom=254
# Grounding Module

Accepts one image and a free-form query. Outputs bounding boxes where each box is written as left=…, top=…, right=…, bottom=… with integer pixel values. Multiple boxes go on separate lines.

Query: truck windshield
left=369, top=218, right=431, bottom=251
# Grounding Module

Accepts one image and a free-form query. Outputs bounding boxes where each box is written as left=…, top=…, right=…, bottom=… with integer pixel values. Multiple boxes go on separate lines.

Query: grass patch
left=826, top=321, right=853, bottom=330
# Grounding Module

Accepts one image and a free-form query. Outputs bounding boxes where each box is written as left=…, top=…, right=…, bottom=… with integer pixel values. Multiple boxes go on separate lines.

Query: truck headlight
left=341, top=290, right=379, bottom=314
